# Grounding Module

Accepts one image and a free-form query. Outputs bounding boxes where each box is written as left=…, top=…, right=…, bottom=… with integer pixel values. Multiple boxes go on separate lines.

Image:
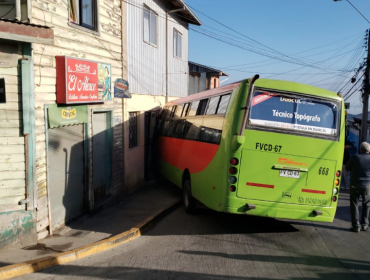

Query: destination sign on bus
left=249, top=91, right=338, bottom=135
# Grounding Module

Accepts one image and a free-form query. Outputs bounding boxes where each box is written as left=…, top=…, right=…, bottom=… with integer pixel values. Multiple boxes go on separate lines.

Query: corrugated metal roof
left=0, top=19, right=54, bottom=45
left=0, top=19, right=52, bottom=29
left=167, top=0, right=202, bottom=26
left=189, top=61, right=229, bottom=76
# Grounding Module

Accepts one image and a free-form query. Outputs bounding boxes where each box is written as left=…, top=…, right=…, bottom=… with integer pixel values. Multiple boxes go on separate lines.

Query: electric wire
left=0, top=6, right=14, bottom=19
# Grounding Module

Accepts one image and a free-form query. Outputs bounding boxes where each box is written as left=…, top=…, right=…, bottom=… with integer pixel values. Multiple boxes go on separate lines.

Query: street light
left=333, top=0, right=370, bottom=24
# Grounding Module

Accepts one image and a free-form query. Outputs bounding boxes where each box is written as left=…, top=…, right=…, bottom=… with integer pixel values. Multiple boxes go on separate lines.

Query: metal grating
left=48, top=124, right=85, bottom=231
left=129, top=112, right=138, bottom=148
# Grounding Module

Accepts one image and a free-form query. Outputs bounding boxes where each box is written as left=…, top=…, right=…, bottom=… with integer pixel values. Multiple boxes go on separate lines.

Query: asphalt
left=9, top=188, right=370, bottom=280
left=0, top=181, right=180, bottom=268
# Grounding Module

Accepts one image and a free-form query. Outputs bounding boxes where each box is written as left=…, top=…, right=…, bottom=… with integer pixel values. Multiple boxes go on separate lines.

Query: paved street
left=14, top=190, right=370, bottom=280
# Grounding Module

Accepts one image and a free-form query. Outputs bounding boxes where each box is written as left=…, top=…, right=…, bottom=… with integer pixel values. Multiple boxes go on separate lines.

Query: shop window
left=174, top=29, right=182, bottom=58
left=144, top=6, right=157, bottom=46
left=129, top=112, right=138, bottom=148
left=69, top=0, right=97, bottom=31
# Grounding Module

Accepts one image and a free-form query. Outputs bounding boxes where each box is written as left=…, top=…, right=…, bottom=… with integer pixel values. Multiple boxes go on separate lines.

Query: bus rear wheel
left=183, top=178, right=197, bottom=214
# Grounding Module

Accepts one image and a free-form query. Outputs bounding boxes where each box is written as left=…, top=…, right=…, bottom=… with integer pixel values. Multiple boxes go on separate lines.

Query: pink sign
left=56, top=56, right=110, bottom=104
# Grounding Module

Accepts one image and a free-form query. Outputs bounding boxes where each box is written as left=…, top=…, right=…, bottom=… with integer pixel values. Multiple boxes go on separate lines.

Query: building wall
left=123, top=94, right=178, bottom=191
left=127, top=0, right=189, bottom=98
left=0, top=43, right=25, bottom=214
left=30, top=0, right=124, bottom=238
left=0, top=42, right=36, bottom=249
left=125, top=0, right=190, bottom=189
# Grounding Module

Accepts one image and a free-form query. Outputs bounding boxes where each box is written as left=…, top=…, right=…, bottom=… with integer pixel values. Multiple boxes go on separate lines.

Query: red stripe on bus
left=247, top=182, right=274, bottom=189
left=159, top=136, right=220, bottom=174
left=302, top=189, right=326, bottom=195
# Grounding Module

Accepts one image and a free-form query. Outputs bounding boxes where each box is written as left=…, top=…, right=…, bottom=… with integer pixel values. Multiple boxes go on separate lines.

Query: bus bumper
left=225, top=200, right=336, bottom=223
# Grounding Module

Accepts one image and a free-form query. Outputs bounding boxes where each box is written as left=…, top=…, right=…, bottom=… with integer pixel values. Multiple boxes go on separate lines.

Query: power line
left=0, top=5, right=14, bottom=19
left=344, top=0, right=370, bottom=24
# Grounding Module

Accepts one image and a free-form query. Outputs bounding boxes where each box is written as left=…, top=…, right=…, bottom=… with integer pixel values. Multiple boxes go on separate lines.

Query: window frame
left=143, top=5, right=158, bottom=47
left=173, top=28, right=182, bottom=59
left=69, top=0, right=99, bottom=33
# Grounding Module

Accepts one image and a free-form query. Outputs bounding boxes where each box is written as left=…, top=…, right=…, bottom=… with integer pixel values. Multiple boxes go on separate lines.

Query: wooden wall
left=0, top=43, right=26, bottom=214
left=31, top=0, right=124, bottom=238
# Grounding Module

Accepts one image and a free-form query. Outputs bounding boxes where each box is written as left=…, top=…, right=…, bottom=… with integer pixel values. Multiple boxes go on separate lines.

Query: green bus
left=159, top=76, right=344, bottom=222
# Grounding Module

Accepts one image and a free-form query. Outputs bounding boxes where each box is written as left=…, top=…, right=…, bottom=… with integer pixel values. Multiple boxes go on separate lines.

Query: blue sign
left=114, top=78, right=132, bottom=98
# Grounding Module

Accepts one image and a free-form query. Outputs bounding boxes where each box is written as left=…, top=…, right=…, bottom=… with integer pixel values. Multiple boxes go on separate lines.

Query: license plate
left=279, top=170, right=300, bottom=178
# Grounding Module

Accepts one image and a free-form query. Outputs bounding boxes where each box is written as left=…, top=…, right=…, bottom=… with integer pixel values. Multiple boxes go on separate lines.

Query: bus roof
left=165, top=78, right=341, bottom=106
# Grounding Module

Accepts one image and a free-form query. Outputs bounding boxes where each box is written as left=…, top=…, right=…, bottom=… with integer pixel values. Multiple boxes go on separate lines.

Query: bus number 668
left=318, top=167, right=329, bottom=176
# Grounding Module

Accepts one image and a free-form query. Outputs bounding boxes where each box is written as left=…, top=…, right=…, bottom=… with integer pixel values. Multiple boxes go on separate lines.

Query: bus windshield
left=248, top=90, right=339, bottom=136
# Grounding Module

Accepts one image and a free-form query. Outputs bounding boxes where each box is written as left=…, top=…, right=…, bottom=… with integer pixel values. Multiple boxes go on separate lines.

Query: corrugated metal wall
left=0, top=43, right=26, bottom=213
left=127, top=0, right=189, bottom=98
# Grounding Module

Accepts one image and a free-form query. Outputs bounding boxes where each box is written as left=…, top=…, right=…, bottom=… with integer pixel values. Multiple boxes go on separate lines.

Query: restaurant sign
left=56, top=56, right=111, bottom=104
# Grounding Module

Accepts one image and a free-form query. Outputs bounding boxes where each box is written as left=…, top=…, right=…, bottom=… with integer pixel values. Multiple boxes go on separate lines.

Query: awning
left=48, top=104, right=88, bottom=129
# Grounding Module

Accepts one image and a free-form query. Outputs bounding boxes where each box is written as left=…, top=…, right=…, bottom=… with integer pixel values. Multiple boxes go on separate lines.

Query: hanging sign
left=48, top=104, right=88, bottom=128
left=114, top=78, right=131, bottom=98
left=56, top=56, right=111, bottom=104
left=0, top=78, right=5, bottom=103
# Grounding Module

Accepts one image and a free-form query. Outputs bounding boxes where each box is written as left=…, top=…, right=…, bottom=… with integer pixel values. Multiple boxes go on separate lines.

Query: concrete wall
left=123, top=94, right=178, bottom=191
left=30, top=0, right=125, bottom=239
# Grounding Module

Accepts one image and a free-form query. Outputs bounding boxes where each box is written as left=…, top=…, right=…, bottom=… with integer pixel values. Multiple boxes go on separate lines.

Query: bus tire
left=183, top=178, right=197, bottom=214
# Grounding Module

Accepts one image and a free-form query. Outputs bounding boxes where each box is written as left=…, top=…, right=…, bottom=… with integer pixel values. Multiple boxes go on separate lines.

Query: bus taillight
left=333, top=196, right=337, bottom=202
left=229, top=186, right=236, bottom=192
left=336, top=170, right=341, bottom=177
left=229, top=167, right=238, bottom=175
left=230, top=158, right=239, bottom=165
left=333, top=187, right=339, bottom=195
left=334, top=179, right=340, bottom=186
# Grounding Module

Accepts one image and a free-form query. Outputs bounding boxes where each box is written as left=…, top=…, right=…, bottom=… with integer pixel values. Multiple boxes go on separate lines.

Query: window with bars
left=129, top=112, right=138, bottom=148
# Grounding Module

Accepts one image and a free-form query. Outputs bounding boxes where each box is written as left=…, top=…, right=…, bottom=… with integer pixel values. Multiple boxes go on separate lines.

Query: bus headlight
left=229, top=176, right=237, bottom=184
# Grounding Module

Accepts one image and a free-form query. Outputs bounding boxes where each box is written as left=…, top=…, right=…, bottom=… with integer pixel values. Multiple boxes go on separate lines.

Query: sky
left=185, top=0, right=370, bottom=115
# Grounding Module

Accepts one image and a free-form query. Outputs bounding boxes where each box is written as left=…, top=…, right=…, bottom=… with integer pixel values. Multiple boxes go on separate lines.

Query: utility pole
left=360, top=29, right=370, bottom=144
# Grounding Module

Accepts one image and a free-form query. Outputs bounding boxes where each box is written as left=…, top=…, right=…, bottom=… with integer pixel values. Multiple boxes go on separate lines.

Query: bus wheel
left=183, top=178, right=196, bottom=214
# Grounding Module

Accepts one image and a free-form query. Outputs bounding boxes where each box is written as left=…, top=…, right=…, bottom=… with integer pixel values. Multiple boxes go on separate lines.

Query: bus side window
left=206, top=96, right=220, bottom=115
left=197, top=99, right=209, bottom=115
left=172, top=120, right=186, bottom=138
left=217, top=94, right=231, bottom=115
left=175, top=104, right=183, bottom=118
left=161, top=120, right=170, bottom=136
left=163, top=107, right=171, bottom=119
left=170, top=106, right=177, bottom=118
left=182, top=103, right=190, bottom=117
left=188, top=100, right=199, bottom=116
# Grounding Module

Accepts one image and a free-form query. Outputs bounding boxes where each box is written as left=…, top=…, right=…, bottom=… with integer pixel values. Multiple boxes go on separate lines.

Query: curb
left=0, top=199, right=181, bottom=280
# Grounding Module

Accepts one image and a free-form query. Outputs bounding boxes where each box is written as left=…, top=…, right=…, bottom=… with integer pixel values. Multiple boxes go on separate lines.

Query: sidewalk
left=0, top=181, right=181, bottom=268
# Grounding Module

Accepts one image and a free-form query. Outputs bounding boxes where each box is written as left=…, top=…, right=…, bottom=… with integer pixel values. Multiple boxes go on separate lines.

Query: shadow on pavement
left=178, top=250, right=370, bottom=272
left=19, top=264, right=369, bottom=280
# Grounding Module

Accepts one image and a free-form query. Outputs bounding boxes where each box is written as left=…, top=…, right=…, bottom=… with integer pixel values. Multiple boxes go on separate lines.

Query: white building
left=124, top=0, right=201, bottom=190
